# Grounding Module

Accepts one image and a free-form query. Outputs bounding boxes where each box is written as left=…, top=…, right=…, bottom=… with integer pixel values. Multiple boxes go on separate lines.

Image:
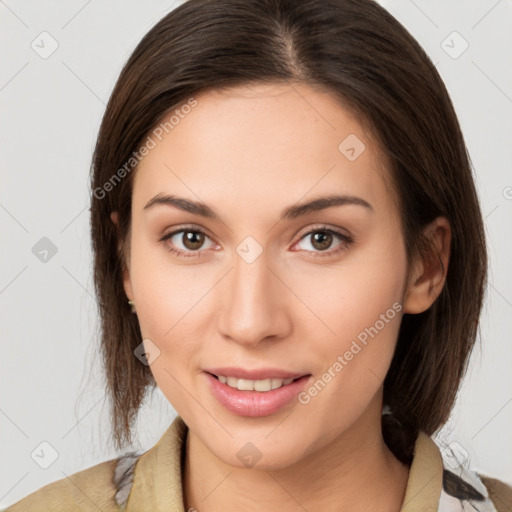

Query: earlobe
left=110, top=211, right=119, bottom=226
left=122, top=268, right=134, bottom=306
left=110, top=211, right=124, bottom=260
left=402, top=217, right=451, bottom=314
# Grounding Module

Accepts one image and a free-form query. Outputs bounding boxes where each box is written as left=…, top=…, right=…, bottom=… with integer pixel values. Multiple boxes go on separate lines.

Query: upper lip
left=204, top=367, right=309, bottom=380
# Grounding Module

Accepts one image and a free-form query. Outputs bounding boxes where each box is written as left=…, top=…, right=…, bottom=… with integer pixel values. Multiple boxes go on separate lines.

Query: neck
left=183, top=399, right=410, bottom=512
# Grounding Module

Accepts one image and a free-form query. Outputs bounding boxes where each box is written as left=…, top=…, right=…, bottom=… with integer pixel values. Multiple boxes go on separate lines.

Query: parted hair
left=89, top=0, right=487, bottom=464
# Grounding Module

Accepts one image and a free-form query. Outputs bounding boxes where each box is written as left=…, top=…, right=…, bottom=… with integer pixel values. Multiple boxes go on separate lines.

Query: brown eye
left=294, top=227, right=353, bottom=257
left=181, top=230, right=205, bottom=250
left=310, top=231, right=333, bottom=251
left=159, top=226, right=216, bottom=258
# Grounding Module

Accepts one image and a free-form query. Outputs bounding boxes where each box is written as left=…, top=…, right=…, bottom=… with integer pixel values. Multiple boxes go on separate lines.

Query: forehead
left=132, top=82, right=394, bottom=218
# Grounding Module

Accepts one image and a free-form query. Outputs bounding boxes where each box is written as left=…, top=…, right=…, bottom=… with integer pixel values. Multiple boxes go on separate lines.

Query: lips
left=203, top=367, right=312, bottom=417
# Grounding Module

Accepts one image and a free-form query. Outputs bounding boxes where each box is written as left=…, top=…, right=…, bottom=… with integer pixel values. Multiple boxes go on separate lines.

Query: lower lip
left=204, top=372, right=311, bottom=417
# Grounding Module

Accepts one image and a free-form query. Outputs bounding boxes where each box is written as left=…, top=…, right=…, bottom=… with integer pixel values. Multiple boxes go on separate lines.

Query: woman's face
left=120, top=82, right=413, bottom=468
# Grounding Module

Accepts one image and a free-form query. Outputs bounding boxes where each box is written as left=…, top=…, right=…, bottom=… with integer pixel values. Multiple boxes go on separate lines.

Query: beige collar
left=126, top=416, right=443, bottom=511
left=401, top=431, right=444, bottom=510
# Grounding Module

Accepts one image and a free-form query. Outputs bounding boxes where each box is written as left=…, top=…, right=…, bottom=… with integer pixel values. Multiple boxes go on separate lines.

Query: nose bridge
left=217, top=239, right=285, bottom=344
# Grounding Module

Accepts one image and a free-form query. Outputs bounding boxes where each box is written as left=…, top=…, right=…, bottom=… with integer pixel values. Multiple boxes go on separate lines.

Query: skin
left=111, top=82, right=451, bottom=511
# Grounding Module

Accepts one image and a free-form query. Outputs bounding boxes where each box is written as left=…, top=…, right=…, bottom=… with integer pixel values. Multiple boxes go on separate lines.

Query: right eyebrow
left=144, top=194, right=219, bottom=218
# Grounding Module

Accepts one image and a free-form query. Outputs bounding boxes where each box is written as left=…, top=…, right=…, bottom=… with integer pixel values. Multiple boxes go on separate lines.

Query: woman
left=5, top=0, right=511, bottom=510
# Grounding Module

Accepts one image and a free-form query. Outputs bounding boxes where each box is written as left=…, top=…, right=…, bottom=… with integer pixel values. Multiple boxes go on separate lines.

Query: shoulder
left=442, top=469, right=512, bottom=512
left=3, top=417, right=186, bottom=512
left=438, top=455, right=512, bottom=512
left=411, top=431, right=512, bottom=511
left=478, top=474, right=512, bottom=512
left=2, top=452, right=142, bottom=512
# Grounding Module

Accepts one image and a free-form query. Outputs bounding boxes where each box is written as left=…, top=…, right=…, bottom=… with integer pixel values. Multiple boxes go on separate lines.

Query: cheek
left=293, top=232, right=406, bottom=351
left=129, top=230, right=209, bottom=332
left=127, top=237, right=209, bottom=386
left=292, top=234, right=406, bottom=413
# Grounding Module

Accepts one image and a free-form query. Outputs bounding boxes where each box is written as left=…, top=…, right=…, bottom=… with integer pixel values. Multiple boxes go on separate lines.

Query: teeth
left=216, top=375, right=295, bottom=391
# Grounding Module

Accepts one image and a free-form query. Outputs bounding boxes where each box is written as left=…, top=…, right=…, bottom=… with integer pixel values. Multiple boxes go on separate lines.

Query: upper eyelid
left=299, top=225, right=351, bottom=238
left=160, top=224, right=216, bottom=243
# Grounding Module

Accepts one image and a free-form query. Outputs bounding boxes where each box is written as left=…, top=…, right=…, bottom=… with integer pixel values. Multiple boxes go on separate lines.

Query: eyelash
left=159, top=225, right=354, bottom=259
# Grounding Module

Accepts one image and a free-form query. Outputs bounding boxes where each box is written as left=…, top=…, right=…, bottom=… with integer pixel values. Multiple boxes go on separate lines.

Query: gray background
left=1, top=0, right=511, bottom=508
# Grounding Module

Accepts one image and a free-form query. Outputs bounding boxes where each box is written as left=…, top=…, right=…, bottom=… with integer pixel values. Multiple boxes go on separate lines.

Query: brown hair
left=89, top=0, right=487, bottom=463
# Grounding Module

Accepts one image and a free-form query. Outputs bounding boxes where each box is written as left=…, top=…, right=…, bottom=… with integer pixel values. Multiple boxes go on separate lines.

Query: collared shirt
left=4, top=415, right=511, bottom=511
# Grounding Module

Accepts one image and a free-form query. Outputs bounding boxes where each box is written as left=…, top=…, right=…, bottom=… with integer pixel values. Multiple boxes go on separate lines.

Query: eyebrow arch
left=143, top=193, right=373, bottom=221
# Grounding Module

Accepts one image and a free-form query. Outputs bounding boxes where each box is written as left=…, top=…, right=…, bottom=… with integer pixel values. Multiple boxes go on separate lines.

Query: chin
left=206, top=432, right=311, bottom=471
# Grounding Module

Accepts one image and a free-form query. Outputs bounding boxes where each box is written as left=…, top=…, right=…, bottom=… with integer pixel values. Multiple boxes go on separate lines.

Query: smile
left=204, top=369, right=312, bottom=417
left=215, top=375, right=297, bottom=392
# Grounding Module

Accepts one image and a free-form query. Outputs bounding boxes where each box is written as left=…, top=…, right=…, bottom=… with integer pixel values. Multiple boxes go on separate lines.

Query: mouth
left=203, top=368, right=312, bottom=417
left=207, top=372, right=304, bottom=392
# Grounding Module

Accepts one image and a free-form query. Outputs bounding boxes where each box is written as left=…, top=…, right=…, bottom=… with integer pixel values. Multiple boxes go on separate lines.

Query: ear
left=403, top=216, right=451, bottom=314
left=110, top=211, right=134, bottom=302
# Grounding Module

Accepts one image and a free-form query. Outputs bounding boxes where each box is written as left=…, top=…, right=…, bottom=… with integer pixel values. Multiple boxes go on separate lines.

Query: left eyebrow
left=143, top=193, right=374, bottom=221
left=280, top=194, right=374, bottom=219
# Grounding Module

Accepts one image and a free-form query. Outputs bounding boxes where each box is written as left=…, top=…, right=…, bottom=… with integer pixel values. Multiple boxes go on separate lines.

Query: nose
left=217, top=245, right=292, bottom=347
